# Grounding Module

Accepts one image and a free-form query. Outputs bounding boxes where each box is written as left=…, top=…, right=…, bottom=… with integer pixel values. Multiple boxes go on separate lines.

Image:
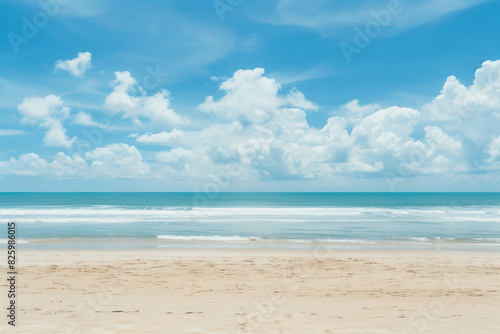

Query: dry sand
left=1, top=249, right=499, bottom=333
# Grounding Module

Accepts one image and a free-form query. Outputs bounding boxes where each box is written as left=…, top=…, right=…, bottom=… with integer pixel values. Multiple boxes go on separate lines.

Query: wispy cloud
left=267, top=64, right=339, bottom=85
left=251, top=0, right=491, bottom=37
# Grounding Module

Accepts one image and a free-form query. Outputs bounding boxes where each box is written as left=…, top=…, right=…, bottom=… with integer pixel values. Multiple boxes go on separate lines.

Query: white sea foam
left=389, top=237, right=500, bottom=244
left=157, top=235, right=263, bottom=242
left=2, top=206, right=500, bottom=224
left=154, top=235, right=500, bottom=245
left=155, top=236, right=377, bottom=243
left=0, top=239, right=35, bottom=244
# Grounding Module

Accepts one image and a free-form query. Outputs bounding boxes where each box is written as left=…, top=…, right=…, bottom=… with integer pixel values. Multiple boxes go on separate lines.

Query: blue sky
left=1, top=0, right=500, bottom=191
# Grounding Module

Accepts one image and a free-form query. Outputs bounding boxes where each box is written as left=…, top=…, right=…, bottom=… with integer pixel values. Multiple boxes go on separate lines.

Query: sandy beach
left=1, top=250, right=499, bottom=333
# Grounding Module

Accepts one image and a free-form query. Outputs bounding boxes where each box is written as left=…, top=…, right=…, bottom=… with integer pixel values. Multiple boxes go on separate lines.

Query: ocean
left=1, top=192, right=500, bottom=250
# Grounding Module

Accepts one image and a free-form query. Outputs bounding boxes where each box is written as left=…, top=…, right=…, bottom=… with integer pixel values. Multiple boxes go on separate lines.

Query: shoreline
left=14, top=248, right=500, bottom=254
left=14, top=241, right=500, bottom=252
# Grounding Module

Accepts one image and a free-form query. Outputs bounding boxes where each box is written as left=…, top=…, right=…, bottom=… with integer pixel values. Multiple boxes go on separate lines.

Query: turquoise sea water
left=1, top=192, right=500, bottom=250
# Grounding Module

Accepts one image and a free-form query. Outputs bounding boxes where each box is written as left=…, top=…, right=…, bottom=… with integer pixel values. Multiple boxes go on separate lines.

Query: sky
left=1, top=0, right=500, bottom=191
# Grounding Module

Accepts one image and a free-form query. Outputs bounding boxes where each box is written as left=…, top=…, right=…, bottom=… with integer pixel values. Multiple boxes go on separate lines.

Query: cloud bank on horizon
left=2, top=59, right=500, bottom=190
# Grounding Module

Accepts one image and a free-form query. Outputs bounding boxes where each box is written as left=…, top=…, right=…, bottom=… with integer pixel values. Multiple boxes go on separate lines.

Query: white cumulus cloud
left=198, top=68, right=317, bottom=125
left=17, top=95, right=75, bottom=148
left=105, top=71, right=187, bottom=127
left=54, top=51, right=92, bottom=78
left=85, top=143, right=150, bottom=178
left=486, top=135, right=500, bottom=165
left=6, top=60, right=500, bottom=186
left=134, top=62, right=500, bottom=182
left=422, top=60, right=500, bottom=145
left=0, top=144, right=150, bottom=179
